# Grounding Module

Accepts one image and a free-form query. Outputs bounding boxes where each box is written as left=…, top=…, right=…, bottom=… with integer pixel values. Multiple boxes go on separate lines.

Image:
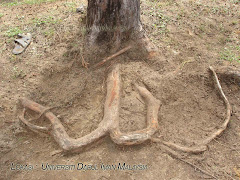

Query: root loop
left=19, top=65, right=232, bottom=154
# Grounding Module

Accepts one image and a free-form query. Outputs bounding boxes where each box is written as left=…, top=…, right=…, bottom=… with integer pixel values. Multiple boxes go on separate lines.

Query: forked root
left=19, top=108, right=50, bottom=133
left=19, top=65, right=121, bottom=152
left=110, top=84, right=160, bottom=145
left=152, top=66, right=232, bottom=154
left=19, top=65, right=232, bottom=154
left=19, top=64, right=160, bottom=152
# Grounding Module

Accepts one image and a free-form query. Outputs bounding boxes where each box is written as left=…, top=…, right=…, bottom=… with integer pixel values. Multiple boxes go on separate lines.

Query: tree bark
left=86, top=0, right=142, bottom=46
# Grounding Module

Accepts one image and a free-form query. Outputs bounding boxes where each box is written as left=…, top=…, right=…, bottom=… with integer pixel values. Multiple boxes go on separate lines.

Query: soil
left=0, top=0, right=240, bottom=179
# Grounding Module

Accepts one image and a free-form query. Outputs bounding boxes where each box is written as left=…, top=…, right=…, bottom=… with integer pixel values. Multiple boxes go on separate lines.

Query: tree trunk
left=86, top=0, right=143, bottom=47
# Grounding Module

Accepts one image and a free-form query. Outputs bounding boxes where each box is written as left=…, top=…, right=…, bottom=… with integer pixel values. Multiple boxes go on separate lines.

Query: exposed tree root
left=19, top=64, right=159, bottom=152
left=19, top=108, right=50, bottom=133
left=215, top=66, right=240, bottom=83
left=203, top=66, right=231, bottom=144
left=94, top=45, right=132, bottom=68
left=161, top=145, right=218, bottom=179
left=19, top=65, right=232, bottom=154
left=19, top=65, right=121, bottom=152
left=137, top=34, right=159, bottom=59
left=176, top=158, right=218, bottom=179
left=152, top=66, right=231, bottom=154
left=110, top=84, right=160, bottom=145
left=151, top=138, right=207, bottom=154
left=80, top=53, right=89, bottom=69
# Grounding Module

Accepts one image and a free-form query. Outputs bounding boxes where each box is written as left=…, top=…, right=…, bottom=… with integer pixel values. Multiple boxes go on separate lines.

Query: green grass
left=220, top=47, right=240, bottom=63
left=23, top=0, right=58, bottom=5
left=1, top=1, right=20, bottom=6
left=9, top=55, right=17, bottom=62
left=12, top=66, right=25, bottom=78
left=33, top=16, right=61, bottom=26
left=1, top=0, right=59, bottom=6
left=142, top=0, right=171, bottom=37
left=143, top=8, right=170, bottom=36
left=44, top=28, right=55, bottom=37
left=5, top=27, right=22, bottom=37
left=0, top=13, right=4, bottom=18
left=64, top=2, right=77, bottom=12
left=151, top=11, right=170, bottom=35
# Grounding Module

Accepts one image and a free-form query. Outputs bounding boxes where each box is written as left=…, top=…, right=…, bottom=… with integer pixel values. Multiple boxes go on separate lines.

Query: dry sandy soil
left=0, top=0, right=240, bottom=179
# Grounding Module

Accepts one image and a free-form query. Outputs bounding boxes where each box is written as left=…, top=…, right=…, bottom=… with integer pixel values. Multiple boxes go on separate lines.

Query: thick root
left=19, top=64, right=160, bottom=152
left=19, top=64, right=121, bottom=152
left=19, top=65, right=232, bottom=154
left=110, top=84, right=160, bottom=145
left=19, top=108, right=50, bottom=133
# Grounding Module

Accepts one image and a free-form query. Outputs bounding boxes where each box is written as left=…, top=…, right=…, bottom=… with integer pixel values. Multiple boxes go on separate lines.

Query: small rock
left=172, top=49, right=180, bottom=55
left=76, top=5, right=86, bottom=14
left=188, top=29, right=194, bottom=36
left=23, top=141, right=30, bottom=144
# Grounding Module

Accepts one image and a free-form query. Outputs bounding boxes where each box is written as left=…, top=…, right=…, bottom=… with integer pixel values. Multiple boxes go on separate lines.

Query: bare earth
left=0, top=0, right=240, bottom=179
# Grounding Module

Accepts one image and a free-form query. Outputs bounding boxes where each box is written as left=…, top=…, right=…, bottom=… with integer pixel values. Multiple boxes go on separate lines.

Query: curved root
left=19, top=108, right=50, bottom=133
left=19, top=65, right=232, bottom=154
left=19, top=65, right=121, bottom=152
left=152, top=66, right=231, bottom=154
left=19, top=64, right=160, bottom=152
left=110, top=84, right=160, bottom=145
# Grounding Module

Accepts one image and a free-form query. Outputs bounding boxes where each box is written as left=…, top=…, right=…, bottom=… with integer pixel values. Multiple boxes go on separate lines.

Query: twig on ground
left=160, top=144, right=218, bottom=179
left=136, top=97, right=144, bottom=105
left=80, top=53, right=89, bottom=69
left=213, top=139, right=240, bottom=153
left=223, top=170, right=237, bottom=180
left=177, top=158, right=218, bottom=179
left=94, top=45, right=132, bottom=68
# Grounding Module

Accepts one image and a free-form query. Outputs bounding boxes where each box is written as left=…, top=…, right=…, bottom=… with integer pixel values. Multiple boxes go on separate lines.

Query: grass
left=23, top=0, right=58, bottom=5
left=220, top=47, right=240, bottom=63
left=9, top=55, right=17, bottom=62
left=44, top=28, right=55, bottom=37
left=31, top=16, right=61, bottom=36
left=142, top=0, right=171, bottom=36
left=12, top=66, right=25, bottom=78
left=5, top=27, right=22, bottom=37
left=10, top=0, right=57, bottom=6
left=0, top=13, right=3, bottom=18
left=16, top=14, right=25, bottom=21
left=145, top=8, right=170, bottom=36
left=64, top=2, right=77, bottom=12
left=180, top=59, right=194, bottom=69
left=32, top=16, right=61, bottom=26
left=1, top=0, right=59, bottom=6
left=1, top=1, right=20, bottom=6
